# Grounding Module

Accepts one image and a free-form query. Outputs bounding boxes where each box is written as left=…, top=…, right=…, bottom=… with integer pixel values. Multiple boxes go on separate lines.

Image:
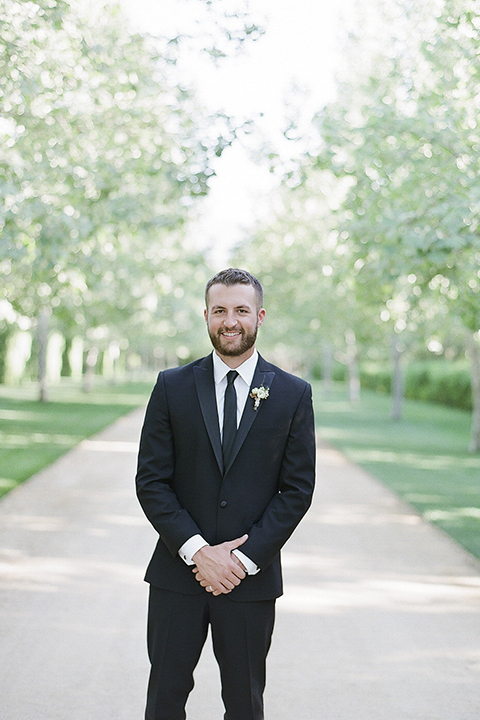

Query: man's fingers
left=194, top=567, right=237, bottom=593
left=193, top=567, right=206, bottom=583
left=226, top=534, right=248, bottom=551
left=204, top=575, right=237, bottom=593
left=230, top=553, right=247, bottom=576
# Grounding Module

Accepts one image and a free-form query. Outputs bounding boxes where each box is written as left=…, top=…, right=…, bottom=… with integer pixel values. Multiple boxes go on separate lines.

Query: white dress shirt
left=178, top=350, right=260, bottom=575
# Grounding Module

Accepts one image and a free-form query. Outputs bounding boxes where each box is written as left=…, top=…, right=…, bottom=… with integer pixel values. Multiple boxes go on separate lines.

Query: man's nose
left=223, top=312, right=238, bottom=327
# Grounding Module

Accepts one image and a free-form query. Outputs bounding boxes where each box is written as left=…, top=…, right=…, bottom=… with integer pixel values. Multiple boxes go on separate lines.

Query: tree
left=232, top=165, right=382, bottom=403
left=230, top=0, right=480, bottom=444
left=0, top=0, right=256, bottom=397
left=313, top=0, right=480, bottom=446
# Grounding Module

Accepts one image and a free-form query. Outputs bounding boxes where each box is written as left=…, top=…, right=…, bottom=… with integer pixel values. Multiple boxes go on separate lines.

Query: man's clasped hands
left=192, top=534, right=249, bottom=596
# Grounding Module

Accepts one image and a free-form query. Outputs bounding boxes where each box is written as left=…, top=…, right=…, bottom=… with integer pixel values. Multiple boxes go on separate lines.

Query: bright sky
left=117, top=0, right=351, bottom=266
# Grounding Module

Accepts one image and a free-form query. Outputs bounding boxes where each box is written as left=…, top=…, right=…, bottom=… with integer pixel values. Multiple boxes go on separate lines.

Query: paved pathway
left=1, top=407, right=480, bottom=719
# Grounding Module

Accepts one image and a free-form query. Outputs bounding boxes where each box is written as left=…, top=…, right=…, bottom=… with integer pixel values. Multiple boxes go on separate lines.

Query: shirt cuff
left=178, top=535, right=209, bottom=565
left=232, top=549, right=260, bottom=575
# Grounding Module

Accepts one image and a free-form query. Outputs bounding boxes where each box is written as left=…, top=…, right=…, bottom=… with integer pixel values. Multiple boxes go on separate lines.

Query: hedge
left=359, top=360, right=472, bottom=411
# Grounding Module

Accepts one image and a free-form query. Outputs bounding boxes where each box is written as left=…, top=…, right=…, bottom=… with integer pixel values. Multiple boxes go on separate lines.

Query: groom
left=136, top=268, right=316, bottom=720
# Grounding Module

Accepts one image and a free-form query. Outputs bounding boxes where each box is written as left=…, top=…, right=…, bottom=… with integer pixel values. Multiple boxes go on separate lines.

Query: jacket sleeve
left=240, top=382, right=316, bottom=570
left=135, top=373, right=202, bottom=557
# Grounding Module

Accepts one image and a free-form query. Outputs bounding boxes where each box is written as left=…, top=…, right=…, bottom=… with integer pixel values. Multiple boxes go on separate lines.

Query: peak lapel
left=223, top=361, right=275, bottom=475
left=193, top=358, right=223, bottom=474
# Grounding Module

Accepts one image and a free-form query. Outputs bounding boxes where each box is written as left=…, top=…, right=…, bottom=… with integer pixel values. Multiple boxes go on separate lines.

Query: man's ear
left=257, top=308, right=266, bottom=327
left=204, top=308, right=208, bottom=323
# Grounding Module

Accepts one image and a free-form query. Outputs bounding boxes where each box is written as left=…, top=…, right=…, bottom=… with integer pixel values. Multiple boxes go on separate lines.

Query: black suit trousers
left=145, top=585, right=276, bottom=720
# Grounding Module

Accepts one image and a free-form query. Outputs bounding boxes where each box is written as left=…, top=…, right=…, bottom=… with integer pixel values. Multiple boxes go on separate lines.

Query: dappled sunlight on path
left=280, top=575, right=480, bottom=613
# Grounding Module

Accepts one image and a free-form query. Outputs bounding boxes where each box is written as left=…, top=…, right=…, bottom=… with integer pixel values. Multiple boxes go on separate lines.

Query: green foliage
left=311, top=360, right=347, bottom=382
left=359, top=363, right=392, bottom=395
left=0, top=0, right=257, bottom=383
left=231, top=170, right=380, bottom=371
left=230, top=0, right=480, bottom=448
left=315, top=0, right=480, bottom=335
left=233, top=0, right=480, bottom=372
left=404, top=361, right=472, bottom=410
left=360, top=360, right=472, bottom=410
left=313, top=381, right=480, bottom=560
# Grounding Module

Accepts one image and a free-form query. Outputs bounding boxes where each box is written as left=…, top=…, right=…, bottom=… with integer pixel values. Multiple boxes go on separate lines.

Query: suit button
left=220, top=500, right=227, bottom=508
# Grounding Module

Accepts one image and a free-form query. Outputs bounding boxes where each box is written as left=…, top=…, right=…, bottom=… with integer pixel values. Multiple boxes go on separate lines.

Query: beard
left=208, top=324, right=258, bottom=357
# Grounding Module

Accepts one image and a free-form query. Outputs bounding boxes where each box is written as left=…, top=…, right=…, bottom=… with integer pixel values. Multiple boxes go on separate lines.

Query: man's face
left=204, top=283, right=265, bottom=363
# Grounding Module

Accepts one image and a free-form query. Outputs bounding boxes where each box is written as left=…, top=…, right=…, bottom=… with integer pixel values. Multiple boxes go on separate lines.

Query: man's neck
left=214, top=346, right=256, bottom=369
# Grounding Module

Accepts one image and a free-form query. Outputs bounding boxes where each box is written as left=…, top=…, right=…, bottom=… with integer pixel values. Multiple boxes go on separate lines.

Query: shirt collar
left=212, top=349, right=258, bottom=387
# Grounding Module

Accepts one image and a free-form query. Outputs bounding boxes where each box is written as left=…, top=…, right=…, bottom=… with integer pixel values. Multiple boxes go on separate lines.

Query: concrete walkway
left=1, top=407, right=480, bottom=719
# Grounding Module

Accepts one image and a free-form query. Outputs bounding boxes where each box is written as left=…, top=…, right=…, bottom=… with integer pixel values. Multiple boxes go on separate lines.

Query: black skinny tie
left=222, top=370, right=238, bottom=468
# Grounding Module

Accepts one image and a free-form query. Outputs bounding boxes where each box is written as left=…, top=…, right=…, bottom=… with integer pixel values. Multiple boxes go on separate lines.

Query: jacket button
left=220, top=500, right=227, bottom=508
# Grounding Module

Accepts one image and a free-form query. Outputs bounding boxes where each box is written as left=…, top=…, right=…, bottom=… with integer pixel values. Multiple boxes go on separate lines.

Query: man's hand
left=194, top=552, right=247, bottom=596
left=192, top=535, right=248, bottom=595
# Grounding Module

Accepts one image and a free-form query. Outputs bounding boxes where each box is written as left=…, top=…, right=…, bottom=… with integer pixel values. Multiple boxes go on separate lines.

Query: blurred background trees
left=2, top=0, right=480, bottom=448
left=234, top=0, right=480, bottom=449
left=0, top=0, right=247, bottom=397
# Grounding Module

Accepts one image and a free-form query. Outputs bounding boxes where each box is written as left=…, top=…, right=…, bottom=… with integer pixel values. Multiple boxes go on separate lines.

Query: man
left=136, top=268, right=316, bottom=720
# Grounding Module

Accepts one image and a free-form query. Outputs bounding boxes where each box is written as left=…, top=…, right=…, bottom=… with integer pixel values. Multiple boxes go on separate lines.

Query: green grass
left=312, top=382, right=480, bottom=561
left=0, top=378, right=154, bottom=498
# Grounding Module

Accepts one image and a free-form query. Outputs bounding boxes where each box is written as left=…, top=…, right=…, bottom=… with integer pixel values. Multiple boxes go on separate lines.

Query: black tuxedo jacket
left=136, top=352, right=316, bottom=601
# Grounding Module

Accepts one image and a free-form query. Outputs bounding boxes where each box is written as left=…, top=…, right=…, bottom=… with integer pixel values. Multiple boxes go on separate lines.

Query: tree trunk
left=83, top=346, right=98, bottom=393
left=37, top=308, right=50, bottom=402
left=391, top=336, right=404, bottom=421
left=322, top=340, right=334, bottom=397
left=467, top=332, right=480, bottom=453
left=345, top=330, right=360, bottom=405
left=61, top=335, right=72, bottom=378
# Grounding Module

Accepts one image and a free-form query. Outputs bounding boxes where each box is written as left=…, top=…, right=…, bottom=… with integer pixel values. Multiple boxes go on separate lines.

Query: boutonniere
left=250, top=385, right=269, bottom=410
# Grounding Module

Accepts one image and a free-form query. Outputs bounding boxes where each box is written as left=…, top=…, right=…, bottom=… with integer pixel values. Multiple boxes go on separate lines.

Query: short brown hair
left=205, top=268, right=264, bottom=308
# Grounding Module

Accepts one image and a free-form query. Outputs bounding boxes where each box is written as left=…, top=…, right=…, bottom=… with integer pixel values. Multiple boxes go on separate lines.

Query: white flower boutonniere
left=250, top=385, right=269, bottom=410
